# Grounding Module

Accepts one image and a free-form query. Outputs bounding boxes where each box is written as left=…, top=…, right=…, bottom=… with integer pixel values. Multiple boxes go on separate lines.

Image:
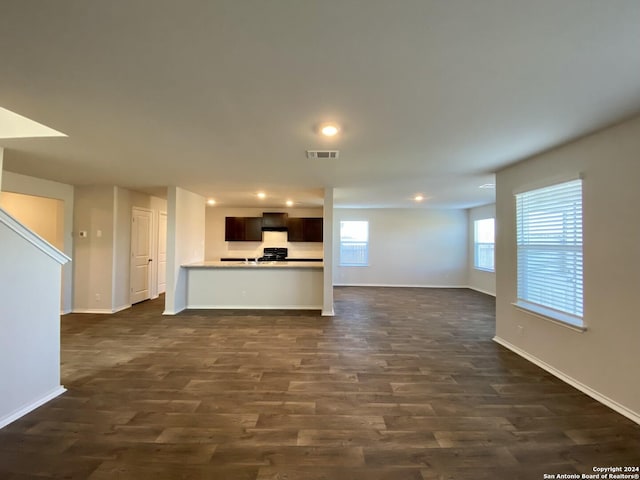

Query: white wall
left=0, top=214, right=67, bottom=428
left=1, top=171, right=74, bottom=313
left=73, top=186, right=116, bottom=312
left=0, top=192, right=64, bottom=250
left=113, top=187, right=132, bottom=311
left=333, top=208, right=468, bottom=287
left=0, top=148, right=3, bottom=191
left=467, top=204, right=496, bottom=296
left=165, top=186, right=205, bottom=314
left=186, top=267, right=323, bottom=310
left=495, top=114, right=640, bottom=423
left=205, top=207, right=324, bottom=260
left=322, top=188, right=334, bottom=316
left=74, top=186, right=167, bottom=313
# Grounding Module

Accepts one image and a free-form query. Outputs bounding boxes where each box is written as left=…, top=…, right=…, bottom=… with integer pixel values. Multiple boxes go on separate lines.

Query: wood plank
left=0, top=287, right=638, bottom=479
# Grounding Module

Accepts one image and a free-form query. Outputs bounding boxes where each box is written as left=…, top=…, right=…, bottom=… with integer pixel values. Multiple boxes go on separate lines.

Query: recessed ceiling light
left=257, top=192, right=266, bottom=199
left=414, top=194, right=424, bottom=202
left=320, top=123, right=339, bottom=137
left=286, top=200, right=294, bottom=207
left=206, top=198, right=216, bottom=206
left=479, top=183, right=495, bottom=189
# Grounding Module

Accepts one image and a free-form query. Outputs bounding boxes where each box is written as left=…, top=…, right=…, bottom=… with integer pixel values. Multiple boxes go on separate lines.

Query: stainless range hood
left=261, top=212, right=288, bottom=231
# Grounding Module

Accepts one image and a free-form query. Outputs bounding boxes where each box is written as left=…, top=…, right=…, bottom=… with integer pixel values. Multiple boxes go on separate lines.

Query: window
left=515, top=179, right=583, bottom=326
left=339, top=221, right=369, bottom=266
left=474, top=218, right=495, bottom=271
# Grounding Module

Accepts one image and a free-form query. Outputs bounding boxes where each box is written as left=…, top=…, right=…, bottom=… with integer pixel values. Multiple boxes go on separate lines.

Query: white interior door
left=158, top=211, right=167, bottom=294
left=130, top=207, right=153, bottom=304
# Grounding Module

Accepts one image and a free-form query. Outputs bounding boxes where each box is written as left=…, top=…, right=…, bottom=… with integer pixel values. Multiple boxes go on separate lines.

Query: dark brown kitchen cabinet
left=286, top=217, right=304, bottom=241
left=225, top=217, right=262, bottom=241
left=304, top=217, right=323, bottom=242
left=287, top=217, right=323, bottom=242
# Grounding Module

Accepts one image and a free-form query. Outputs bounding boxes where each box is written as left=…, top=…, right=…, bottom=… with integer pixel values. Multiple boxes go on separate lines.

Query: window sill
left=512, top=301, right=586, bottom=333
left=474, top=267, right=495, bottom=273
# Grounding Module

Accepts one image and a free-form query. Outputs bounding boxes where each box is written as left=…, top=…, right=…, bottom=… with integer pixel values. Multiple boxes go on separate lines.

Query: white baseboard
left=162, top=308, right=184, bottom=315
left=0, top=386, right=66, bottom=430
left=467, top=286, right=496, bottom=297
left=332, top=284, right=495, bottom=297
left=333, top=283, right=468, bottom=288
left=322, top=307, right=335, bottom=317
left=60, top=309, right=72, bottom=315
left=493, top=336, right=640, bottom=425
left=187, top=304, right=323, bottom=310
left=72, top=308, right=114, bottom=314
left=72, top=305, right=130, bottom=314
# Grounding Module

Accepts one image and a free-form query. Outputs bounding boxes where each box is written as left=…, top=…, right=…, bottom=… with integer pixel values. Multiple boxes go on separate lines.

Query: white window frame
left=473, top=218, right=495, bottom=272
left=514, top=178, right=584, bottom=330
left=339, top=221, right=369, bottom=267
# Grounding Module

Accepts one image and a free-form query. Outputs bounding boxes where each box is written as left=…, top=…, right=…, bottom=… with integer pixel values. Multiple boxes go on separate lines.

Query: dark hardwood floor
left=0, top=287, right=638, bottom=479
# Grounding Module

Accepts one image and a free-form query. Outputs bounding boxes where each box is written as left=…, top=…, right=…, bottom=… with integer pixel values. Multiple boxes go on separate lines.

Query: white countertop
left=183, top=261, right=323, bottom=269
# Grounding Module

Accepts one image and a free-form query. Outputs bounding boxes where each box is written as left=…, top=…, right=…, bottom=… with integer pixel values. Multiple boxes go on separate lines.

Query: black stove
left=259, top=247, right=288, bottom=261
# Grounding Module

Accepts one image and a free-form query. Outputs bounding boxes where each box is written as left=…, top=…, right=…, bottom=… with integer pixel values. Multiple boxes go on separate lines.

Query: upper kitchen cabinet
left=287, top=217, right=323, bottom=242
left=225, top=217, right=262, bottom=242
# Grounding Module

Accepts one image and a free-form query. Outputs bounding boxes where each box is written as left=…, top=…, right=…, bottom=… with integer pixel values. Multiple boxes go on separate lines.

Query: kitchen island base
left=184, top=262, right=323, bottom=310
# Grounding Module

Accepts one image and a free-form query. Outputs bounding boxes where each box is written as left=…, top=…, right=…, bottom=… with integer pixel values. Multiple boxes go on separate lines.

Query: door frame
left=157, top=210, right=167, bottom=295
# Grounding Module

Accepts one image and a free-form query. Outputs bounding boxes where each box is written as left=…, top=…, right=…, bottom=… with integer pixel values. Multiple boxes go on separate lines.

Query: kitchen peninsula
left=182, top=260, right=323, bottom=310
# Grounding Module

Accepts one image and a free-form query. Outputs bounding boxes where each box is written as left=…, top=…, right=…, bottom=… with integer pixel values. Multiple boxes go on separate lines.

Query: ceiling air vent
left=306, top=150, right=339, bottom=159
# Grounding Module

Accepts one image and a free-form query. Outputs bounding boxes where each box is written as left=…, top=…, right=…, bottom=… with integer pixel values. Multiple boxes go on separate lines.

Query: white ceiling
left=1, top=1, right=639, bottom=209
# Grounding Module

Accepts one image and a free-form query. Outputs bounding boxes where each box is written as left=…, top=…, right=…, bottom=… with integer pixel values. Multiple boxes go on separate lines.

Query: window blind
left=516, top=179, right=583, bottom=320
